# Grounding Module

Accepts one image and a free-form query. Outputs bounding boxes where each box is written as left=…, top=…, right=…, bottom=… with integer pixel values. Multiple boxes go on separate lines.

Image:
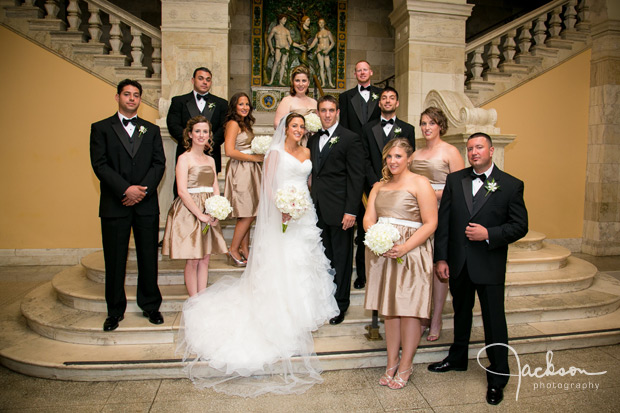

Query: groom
left=309, top=95, right=364, bottom=324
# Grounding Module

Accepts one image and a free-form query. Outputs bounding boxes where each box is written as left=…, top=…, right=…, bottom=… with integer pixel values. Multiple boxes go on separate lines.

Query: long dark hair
left=224, top=92, right=255, bottom=132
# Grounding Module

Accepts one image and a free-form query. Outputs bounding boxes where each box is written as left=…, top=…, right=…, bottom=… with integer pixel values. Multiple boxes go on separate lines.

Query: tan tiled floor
left=1, top=258, right=619, bottom=412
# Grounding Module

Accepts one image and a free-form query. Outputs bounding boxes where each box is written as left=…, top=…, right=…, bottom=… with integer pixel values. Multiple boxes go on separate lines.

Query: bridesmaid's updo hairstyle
left=380, top=138, right=414, bottom=182
left=183, top=115, right=213, bottom=153
left=289, top=65, right=311, bottom=96
left=225, top=92, right=256, bottom=132
left=420, top=106, right=448, bottom=136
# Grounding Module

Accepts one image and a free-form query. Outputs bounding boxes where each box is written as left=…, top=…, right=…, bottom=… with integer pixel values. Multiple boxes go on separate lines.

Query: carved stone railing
left=464, top=0, right=590, bottom=105
left=2, top=0, right=161, bottom=104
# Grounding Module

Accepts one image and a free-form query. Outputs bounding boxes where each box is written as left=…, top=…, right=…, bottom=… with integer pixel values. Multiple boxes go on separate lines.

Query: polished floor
left=0, top=256, right=619, bottom=412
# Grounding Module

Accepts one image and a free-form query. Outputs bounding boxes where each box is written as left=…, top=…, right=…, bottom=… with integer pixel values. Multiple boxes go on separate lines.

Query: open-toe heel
left=227, top=251, right=247, bottom=267
left=388, top=365, right=413, bottom=390
left=379, top=363, right=399, bottom=386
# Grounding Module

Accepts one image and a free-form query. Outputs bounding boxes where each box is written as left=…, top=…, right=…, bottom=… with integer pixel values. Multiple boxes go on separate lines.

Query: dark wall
left=466, top=0, right=549, bottom=41
left=108, top=0, right=161, bottom=28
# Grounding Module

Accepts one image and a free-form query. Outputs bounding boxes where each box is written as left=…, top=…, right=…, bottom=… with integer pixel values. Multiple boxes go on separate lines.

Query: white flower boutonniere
left=329, top=136, right=339, bottom=147
left=138, top=126, right=147, bottom=138
left=371, top=93, right=379, bottom=101
left=484, top=178, right=500, bottom=197
left=393, top=127, right=402, bottom=136
left=208, top=102, right=216, bottom=110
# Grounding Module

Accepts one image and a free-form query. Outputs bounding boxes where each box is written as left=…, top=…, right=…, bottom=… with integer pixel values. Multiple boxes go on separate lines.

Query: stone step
left=21, top=272, right=620, bottom=346
left=507, top=242, right=571, bottom=272
left=511, top=230, right=545, bottom=250
left=4, top=302, right=620, bottom=381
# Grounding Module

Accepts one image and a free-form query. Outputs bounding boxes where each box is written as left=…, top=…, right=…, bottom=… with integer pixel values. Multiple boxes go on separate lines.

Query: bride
left=178, top=113, right=339, bottom=397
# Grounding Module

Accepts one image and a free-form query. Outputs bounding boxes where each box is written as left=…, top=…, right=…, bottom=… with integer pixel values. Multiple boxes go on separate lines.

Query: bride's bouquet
left=304, top=113, right=322, bottom=133
left=364, top=222, right=403, bottom=264
left=275, top=184, right=312, bottom=232
left=202, top=195, right=233, bottom=234
left=251, top=135, right=272, bottom=154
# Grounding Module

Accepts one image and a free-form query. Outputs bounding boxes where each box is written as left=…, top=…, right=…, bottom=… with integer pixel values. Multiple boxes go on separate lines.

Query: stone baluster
left=109, top=16, right=123, bottom=55
left=517, top=21, right=533, bottom=56
left=130, top=27, right=144, bottom=67
left=66, top=0, right=81, bottom=31
left=23, top=0, right=36, bottom=7
left=564, top=0, right=578, bottom=32
left=469, top=47, right=484, bottom=81
left=486, top=38, right=501, bottom=73
left=44, top=0, right=59, bottom=19
left=151, top=37, right=162, bottom=77
left=576, top=0, right=590, bottom=32
left=501, top=30, right=517, bottom=64
left=531, top=15, right=548, bottom=51
left=546, top=7, right=562, bottom=41
left=87, top=4, right=103, bottom=43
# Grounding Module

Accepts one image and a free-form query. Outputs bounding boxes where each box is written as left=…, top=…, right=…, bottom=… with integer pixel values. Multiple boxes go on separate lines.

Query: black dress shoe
left=103, top=315, right=124, bottom=331
left=353, top=278, right=366, bottom=289
left=427, top=359, right=467, bottom=373
left=486, top=386, right=504, bottom=405
left=329, top=313, right=345, bottom=325
left=142, top=310, right=164, bottom=325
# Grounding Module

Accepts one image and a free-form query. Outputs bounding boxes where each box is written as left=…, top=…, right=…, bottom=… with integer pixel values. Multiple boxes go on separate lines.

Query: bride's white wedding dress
left=177, top=118, right=339, bottom=397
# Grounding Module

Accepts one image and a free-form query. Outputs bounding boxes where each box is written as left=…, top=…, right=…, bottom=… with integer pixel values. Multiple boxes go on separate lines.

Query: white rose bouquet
left=251, top=135, right=272, bottom=154
left=275, top=184, right=312, bottom=232
left=304, top=113, right=322, bottom=133
left=364, top=222, right=403, bottom=264
left=202, top=195, right=232, bottom=234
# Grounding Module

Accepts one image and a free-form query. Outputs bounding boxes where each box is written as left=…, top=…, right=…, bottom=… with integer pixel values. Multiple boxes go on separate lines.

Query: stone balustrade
left=464, top=0, right=590, bottom=104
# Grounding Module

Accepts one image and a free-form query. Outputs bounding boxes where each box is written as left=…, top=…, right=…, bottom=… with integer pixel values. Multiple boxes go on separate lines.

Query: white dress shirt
left=118, top=113, right=136, bottom=137
left=472, top=164, right=494, bottom=196
left=319, top=123, right=339, bottom=151
left=358, top=84, right=370, bottom=102
left=194, top=90, right=208, bottom=112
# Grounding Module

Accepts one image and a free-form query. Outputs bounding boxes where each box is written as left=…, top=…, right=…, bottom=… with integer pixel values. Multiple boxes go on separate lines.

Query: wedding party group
left=89, top=60, right=528, bottom=404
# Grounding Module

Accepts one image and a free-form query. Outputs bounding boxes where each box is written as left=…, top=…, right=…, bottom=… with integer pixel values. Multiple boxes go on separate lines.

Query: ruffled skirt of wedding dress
left=177, top=210, right=339, bottom=397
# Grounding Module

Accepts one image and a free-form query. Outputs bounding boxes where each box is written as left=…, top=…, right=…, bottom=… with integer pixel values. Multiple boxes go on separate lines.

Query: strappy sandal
left=388, top=365, right=413, bottom=390
left=379, top=363, right=399, bottom=386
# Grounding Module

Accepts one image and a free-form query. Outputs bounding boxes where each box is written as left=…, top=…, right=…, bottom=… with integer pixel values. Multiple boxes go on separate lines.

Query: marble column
left=157, top=0, right=231, bottom=219
left=389, top=0, right=473, bottom=127
left=582, top=0, right=620, bottom=255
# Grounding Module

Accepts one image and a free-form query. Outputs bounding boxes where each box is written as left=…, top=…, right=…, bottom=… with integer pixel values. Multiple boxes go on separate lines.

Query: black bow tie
left=122, top=117, right=137, bottom=126
left=359, top=86, right=370, bottom=92
left=318, top=129, right=330, bottom=137
left=470, top=171, right=487, bottom=181
left=197, top=94, right=208, bottom=101
left=381, top=118, right=394, bottom=127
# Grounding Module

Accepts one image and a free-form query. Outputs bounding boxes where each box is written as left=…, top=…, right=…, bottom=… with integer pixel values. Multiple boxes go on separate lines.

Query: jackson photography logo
left=477, top=344, right=607, bottom=401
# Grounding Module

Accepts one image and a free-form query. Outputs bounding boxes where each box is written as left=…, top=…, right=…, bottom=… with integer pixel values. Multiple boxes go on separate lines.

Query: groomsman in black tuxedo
left=90, top=79, right=166, bottom=332
left=428, top=133, right=528, bottom=406
left=360, top=87, right=416, bottom=192
left=309, top=95, right=364, bottom=324
left=167, top=67, right=227, bottom=196
left=338, top=60, right=382, bottom=290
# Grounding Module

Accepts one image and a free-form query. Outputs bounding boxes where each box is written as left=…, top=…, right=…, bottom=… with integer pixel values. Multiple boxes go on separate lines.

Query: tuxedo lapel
left=318, top=127, right=341, bottom=172
left=132, top=119, right=146, bottom=156
left=367, top=89, right=379, bottom=121
left=350, top=91, right=365, bottom=124
left=111, top=117, right=134, bottom=157
left=461, top=172, right=474, bottom=215
left=371, top=122, right=385, bottom=151
left=311, top=133, right=321, bottom=172
left=202, top=95, right=215, bottom=121
left=185, top=95, right=201, bottom=118
left=471, top=167, right=499, bottom=218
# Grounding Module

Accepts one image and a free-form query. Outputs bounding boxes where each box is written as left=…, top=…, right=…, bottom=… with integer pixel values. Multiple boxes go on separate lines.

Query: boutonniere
left=393, top=127, right=402, bottom=136
left=371, top=93, right=379, bottom=101
left=208, top=102, right=216, bottom=110
left=484, top=178, right=500, bottom=197
left=138, top=125, right=147, bottom=138
left=329, top=136, right=339, bottom=147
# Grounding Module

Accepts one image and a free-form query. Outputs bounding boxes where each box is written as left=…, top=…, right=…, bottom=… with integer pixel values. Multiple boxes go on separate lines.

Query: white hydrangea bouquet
left=364, top=222, right=403, bottom=264
left=275, top=184, right=312, bottom=232
left=251, top=135, right=272, bottom=154
left=202, top=195, right=232, bottom=234
left=304, top=113, right=322, bottom=133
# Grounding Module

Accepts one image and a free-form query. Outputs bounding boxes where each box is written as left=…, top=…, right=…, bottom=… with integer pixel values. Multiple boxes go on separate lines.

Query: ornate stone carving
left=423, top=90, right=499, bottom=135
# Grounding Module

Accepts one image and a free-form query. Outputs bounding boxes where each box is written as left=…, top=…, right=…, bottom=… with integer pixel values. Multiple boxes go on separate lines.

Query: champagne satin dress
left=411, top=158, right=450, bottom=191
left=224, top=130, right=262, bottom=217
left=364, top=190, right=434, bottom=318
left=162, top=164, right=227, bottom=259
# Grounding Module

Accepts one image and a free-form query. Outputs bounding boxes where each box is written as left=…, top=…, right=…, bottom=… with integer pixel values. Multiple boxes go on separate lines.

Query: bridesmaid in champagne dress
left=364, top=138, right=438, bottom=389
left=273, top=65, right=318, bottom=140
left=411, top=106, right=465, bottom=341
left=223, top=92, right=264, bottom=266
left=162, top=116, right=227, bottom=296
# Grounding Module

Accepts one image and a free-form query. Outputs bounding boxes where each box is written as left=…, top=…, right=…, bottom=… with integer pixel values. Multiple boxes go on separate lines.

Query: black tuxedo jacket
left=338, top=85, right=382, bottom=137
left=308, top=125, right=365, bottom=227
left=360, top=117, right=415, bottom=188
left=166, top=91, right=227, bottom=171
left=90, top=114, right=166, bottom=218
left=434, top=165, right=528, bottom=285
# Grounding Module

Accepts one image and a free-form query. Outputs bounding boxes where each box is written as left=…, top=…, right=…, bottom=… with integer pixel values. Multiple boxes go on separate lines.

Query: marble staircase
left=2, top=230, right=620, bottom=380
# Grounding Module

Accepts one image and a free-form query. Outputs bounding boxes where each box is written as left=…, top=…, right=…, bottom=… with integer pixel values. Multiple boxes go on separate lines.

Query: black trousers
left=101, top=211, right=162, bottom=317
left=447, top=264, right=510, bottom=388
left=316, top=209, right=354, bottom=315
left=354, top=201, right=366, bottom=282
